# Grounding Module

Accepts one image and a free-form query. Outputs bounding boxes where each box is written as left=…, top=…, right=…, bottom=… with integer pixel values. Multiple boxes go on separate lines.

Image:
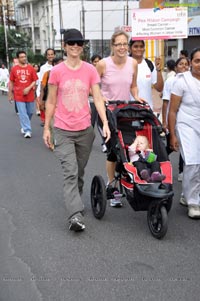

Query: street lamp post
left=81, top=0, right=85, bottom=38
left=101, top=0, right=103, bottom=57
left=2, top=2, right=9, bottom=68
left=125, top=0, right=129, bottom=26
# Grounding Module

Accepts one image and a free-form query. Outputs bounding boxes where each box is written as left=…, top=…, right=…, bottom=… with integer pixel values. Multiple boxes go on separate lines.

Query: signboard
left=188, top=15, right=200, bottom=36
left=132, top=7, right=188, bottom=40
left=0, top=79, right=8, bottom=92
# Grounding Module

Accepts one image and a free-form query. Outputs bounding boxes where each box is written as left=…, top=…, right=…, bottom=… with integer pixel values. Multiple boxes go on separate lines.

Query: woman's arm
left=168, top=93, right=182, bottom=151
left=92, top=83, right=110, bottom=142
left=130, top=59, right=143, bottom=103
left=96, top=59, right=105, bottom=78
left=153, top=57, right=164, bottom=92
left=43, top=84, right=57, bottom=148
left=162, top=99, right=169, bottom=132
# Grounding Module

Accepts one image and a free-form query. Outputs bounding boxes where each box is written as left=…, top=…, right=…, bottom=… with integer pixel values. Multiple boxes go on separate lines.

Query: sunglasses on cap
left=67, top=41, right=84, bottom=47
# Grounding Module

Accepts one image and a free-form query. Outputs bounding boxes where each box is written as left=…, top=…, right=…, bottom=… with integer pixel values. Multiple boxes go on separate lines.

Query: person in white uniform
left=129, top=39, right=163, bottom=109
left=168, top=47, right=200, bottom=219
left=162, top=57, right=190, bottom=185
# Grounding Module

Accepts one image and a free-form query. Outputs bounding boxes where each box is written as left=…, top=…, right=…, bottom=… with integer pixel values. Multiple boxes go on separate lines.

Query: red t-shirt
left=10, top=64, right=38, bottom=102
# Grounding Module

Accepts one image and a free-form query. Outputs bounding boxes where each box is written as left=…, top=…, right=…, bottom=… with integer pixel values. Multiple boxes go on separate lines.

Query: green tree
left=0, top=26, right=32, bottom=66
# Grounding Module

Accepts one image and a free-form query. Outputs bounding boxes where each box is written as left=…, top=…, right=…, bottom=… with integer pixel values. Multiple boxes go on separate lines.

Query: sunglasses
left=67, top=41, right=84, bottom=47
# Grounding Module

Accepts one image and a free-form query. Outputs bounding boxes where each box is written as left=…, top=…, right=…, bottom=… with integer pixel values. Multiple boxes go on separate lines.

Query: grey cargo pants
left=53, top=126, right=95, bottom=219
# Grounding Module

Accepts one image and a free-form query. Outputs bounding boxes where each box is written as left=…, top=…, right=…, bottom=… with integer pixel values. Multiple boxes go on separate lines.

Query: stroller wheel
left=147, top=202, right=168, bottom=239
left=91, top=175, right=107, bottom=219
left=166, top=197, right=173, bottom=212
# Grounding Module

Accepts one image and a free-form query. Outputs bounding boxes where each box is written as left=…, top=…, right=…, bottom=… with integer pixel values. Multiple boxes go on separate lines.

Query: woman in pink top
left=43, top=29, right=110, bottom=232
left=96, top=30, right=142, bottom=207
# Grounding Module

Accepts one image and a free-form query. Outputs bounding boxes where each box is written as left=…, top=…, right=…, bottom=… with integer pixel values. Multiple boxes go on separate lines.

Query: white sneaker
left=24, top=132, right=32, bottom=138
left=21, top=128, right=25, bottom=135
left=101, top=143, right=107, bottom=153
left=179, top=193, right=187, bottom=206
left=188, top=205, right=200, bottom=219
left=178, top=172, right=183, bottom=182
left=109, top=190, right=123, bottom=207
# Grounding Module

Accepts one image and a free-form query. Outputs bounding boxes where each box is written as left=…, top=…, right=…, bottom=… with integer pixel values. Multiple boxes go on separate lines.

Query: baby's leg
left=134, top=161, right=150, bottom=181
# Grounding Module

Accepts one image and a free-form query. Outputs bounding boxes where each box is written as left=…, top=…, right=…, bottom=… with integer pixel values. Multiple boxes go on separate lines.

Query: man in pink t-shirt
left=43, top=29, right=110, bottom=232
left=8, top=50, right=38, bottom=138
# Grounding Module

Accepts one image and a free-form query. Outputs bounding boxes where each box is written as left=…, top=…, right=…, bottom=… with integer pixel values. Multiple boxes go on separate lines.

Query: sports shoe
left=188, top=205, right=200, bottom=219
left=101, top=143, right=107, bottom=153
left=178, top=172, right=183, bottom=182
left=150, top=172, right=166, bottom=182
left=179, top=193, right=187, bottom=206
left=140, top=169, right=150, bottom=182
left=24, top=132, right=32, bottom=138
left=36, top=110, right=40, bottom=116
left=69, top=216, right=85, bottom=232
left=21, top=128, right=25, bottom=135
left=110, top=190, right=123, bottom=207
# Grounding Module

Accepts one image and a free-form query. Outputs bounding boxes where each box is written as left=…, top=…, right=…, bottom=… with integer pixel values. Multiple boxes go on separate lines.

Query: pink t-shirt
left=101, top=56, right=134, bottom=101
left=48, top=61, right=100, bottom=131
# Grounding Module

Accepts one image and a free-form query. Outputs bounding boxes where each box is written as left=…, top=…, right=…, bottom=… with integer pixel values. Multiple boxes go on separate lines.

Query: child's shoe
left=140, top=169, right=151, bottom=182
left=150, top=172, right=166, bottom=182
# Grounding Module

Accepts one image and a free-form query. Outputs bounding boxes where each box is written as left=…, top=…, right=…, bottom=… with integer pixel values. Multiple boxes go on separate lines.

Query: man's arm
left=168, top=93, right=182, bottom=151
left=23, top=81, right=36, bottom=95
left=8, top=80, right=14, bottom=101
left=43, top=84, right=57, bottom=148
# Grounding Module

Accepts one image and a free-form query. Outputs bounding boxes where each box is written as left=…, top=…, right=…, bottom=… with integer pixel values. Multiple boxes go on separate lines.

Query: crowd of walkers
left=5, top=28, right=200, bottom=231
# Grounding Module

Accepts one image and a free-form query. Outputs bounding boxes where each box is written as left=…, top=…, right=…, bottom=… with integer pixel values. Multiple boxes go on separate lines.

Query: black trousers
left=133, top=160, right=161, bottom=176
left=166, top=132, right=184, bottom=173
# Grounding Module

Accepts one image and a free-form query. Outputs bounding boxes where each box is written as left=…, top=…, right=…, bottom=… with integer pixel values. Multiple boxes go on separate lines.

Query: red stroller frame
left=91, top=101, right=174, bottom=239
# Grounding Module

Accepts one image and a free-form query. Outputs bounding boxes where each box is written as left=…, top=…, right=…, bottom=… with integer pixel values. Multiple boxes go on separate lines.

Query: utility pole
left=81, top=0, right=85, bottom=38
left=58, top=0, right=63, bottom=52
left=125, top=0, right=129, bottom=26
left=101, top=0, right=103, bottom=57
left=2, top=1, right=9, bottom=68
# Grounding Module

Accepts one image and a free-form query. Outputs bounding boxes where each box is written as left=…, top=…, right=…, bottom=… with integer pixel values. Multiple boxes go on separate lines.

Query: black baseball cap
left=64, top=28, right=87, bottom=43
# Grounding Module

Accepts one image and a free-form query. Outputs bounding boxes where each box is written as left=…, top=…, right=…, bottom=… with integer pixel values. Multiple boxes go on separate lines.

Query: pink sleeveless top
left=101, top=56, right=134, bottom=101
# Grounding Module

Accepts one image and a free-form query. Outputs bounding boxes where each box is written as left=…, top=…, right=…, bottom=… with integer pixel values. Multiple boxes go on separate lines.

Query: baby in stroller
left=128, top=135, right=166, bottom=183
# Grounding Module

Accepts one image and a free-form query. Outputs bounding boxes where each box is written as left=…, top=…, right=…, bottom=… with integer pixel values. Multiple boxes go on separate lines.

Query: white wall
left=15, top=0, right=139, bottom=53
left=53, top=1, right=139, bottom=47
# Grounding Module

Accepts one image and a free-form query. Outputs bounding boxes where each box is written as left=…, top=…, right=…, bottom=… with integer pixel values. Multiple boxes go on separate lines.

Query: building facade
left=13, top=0, right=200, bottom=60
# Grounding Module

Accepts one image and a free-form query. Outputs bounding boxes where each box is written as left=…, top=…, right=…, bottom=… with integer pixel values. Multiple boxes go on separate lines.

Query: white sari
left=172, top=71, right=200, bottom=165
left=172, top=71, right=200, bottom=205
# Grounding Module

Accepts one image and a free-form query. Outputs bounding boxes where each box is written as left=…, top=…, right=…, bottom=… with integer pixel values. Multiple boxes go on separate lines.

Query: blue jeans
left=16, top=101, right=35, bottom=133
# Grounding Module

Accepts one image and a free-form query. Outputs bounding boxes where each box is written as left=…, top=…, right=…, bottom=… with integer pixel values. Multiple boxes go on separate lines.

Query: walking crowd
left=3, top=28, right=200, bottom=231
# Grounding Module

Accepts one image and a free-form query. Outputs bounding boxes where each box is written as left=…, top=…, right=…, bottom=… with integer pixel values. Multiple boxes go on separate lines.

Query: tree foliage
left=0, top=26, right=32, bottom=66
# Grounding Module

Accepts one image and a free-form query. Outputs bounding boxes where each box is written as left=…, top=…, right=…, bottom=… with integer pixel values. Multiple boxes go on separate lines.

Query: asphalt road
left=0, top=95, right=199, bottom=301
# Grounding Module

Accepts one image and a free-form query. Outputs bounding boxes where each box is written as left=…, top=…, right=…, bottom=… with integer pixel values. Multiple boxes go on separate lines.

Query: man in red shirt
left=8, top=51, right=38, bottom=138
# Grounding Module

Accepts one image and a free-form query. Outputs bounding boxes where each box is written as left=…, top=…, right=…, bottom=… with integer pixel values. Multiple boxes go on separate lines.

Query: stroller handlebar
left=106, top=100, right=149, bottom=106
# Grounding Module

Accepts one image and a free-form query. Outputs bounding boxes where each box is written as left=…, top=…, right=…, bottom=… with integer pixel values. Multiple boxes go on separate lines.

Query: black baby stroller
left=91, top=101, right=174, bottom=239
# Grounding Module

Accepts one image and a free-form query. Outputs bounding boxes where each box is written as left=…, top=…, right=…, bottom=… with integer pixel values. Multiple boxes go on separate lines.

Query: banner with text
left=0, top=79, right=8, bottom=92
left=132, top=7, right=188, bottom=40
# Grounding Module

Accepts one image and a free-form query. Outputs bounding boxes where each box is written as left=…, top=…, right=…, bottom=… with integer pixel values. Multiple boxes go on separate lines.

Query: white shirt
left=39, top=62, right=53, bottom=82
left=135, top=59, right=157, bottom=109
left=162, top=75, right=176, bottom=122
left=0, top=68, right=9, bottom=80
left=38, top=62, right=53, bottom=97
